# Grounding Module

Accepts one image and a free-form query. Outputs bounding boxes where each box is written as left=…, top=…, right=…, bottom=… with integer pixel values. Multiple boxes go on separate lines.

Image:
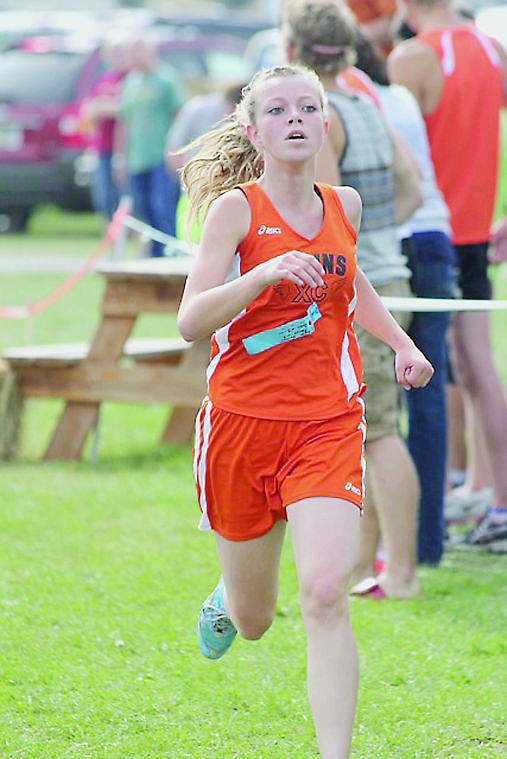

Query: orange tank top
left=206, top=182, right=364, bottom=421
left=418, top=27, right=503, bottom=244
left=339, top=67, right=382, bottom=108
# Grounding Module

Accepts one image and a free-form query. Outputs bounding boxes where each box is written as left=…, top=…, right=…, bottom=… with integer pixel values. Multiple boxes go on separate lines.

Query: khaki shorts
left=355, top=279, right=412, bottom=442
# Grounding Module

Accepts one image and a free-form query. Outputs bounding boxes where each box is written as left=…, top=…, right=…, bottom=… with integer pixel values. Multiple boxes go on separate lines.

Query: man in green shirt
left=119, top=36, right=183, bottom=256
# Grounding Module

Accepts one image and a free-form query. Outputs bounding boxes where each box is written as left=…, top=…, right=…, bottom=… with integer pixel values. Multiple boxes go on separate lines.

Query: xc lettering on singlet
left=292, top=283, right=328, bottom=303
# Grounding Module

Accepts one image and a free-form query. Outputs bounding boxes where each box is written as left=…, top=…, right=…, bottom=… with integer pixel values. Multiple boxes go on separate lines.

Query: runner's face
left=247, top=75, right=328, bottom=162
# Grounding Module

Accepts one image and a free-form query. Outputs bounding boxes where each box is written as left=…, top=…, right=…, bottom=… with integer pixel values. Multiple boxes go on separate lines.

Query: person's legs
left=451, top=243, right=507, bottom=514
left=448, top=243, right=507, bottom=546
left=129, top=170, right=150, bottom=221
left=366, top=434, right=420, bottom=596
left=194, top=405, right=294, bottom=645
left=407, top=314, right=448, bottom=563
left=288, top=497, right=360, bottom=759
left=196, top=521, right=286, bottom=660
left=352, top=479, right=380, bottom=583
left=406, top=231, right=455, bottom=563
left=355, top=279, right=419, bottom=596
left=446, top=381, right=467, bottom=491
left=464, top=400, right=492, bottom=492
left=215, top=520, right=287, bottom=639
left=444, top=389, right=494, bottom=523
left=451, top=309, right=507, bottom=511
left=146, top=163, right=180, bottom=255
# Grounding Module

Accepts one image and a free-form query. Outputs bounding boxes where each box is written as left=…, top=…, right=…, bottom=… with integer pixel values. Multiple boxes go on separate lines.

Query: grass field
left=1, top=208, right=506, bottom=757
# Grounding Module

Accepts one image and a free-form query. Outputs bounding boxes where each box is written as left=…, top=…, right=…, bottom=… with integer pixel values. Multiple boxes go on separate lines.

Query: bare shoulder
left=203, top=188, right=251, bottom=244
left=388, top=39, right=442, bottom=113
left=186, top=188, right=251, bottom=292
left=334, top=186, right=362, bottom=233
left=388, top=37, right=434, bottom=67
left=388, top=38, right=439, bottom=83
left=208, top=187, right=250, bottom=223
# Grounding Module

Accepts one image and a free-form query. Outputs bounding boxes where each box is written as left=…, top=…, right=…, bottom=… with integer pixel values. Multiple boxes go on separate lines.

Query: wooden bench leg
left=159, top=337, right=208, bottom=445
left=44, top=315, right=134, bottom=460
left=160, top=406, right=197, bottom=445
left=45, top=403, right=99, bottom=461
left=0, top=363, right=22, bottom=460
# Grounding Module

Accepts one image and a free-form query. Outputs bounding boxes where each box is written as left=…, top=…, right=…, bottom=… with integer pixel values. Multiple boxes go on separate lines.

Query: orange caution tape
left=0, top=204, right=129, bottom=320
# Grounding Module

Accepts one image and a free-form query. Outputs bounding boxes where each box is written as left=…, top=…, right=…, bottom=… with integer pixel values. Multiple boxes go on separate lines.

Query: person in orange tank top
left=177, top=63, right=433, bottom=759
left=388, top=0, right=507, bottom=549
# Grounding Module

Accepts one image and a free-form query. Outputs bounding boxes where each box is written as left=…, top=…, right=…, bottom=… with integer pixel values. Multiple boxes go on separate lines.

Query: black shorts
left=455, top=242, right=492, bottom=300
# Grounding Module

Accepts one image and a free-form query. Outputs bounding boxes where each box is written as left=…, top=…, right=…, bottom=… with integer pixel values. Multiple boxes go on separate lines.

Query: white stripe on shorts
left=196, top=399, right=213, bottom=531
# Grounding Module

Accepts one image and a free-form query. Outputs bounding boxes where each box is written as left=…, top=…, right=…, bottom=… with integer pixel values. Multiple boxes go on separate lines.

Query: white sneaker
left=448, top=469, right=467, bottom=489
left=444, top=486, right=493, bottom=525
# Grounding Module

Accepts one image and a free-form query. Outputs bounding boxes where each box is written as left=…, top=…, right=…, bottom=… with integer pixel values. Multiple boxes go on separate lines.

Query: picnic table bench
left=2, top=257, right=208, bottom=461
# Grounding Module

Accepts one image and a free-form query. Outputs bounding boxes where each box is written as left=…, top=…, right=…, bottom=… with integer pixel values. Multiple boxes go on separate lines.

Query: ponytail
left=179, top=113, right=264, bottom=236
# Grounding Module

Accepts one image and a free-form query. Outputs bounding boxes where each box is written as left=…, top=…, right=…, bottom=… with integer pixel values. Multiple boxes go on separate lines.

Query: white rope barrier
left=121, top=214, right=195, bottom=258
left=381, top=296, right=507, bottom=312
left=117, top=206, right=507, bottom=314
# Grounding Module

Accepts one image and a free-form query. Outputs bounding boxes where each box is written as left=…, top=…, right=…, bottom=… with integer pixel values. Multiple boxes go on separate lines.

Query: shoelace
left=203, top=602, right=234, bottom=635
left=467, top=516, right=492, bottom=543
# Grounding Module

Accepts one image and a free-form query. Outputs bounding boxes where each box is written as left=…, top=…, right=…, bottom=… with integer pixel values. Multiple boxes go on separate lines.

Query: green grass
left=1, top=208, right=507, bottom=757
left=1, top=437, right=506, bottom=758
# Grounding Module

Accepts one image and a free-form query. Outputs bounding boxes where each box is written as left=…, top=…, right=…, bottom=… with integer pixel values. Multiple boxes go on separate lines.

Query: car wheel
left=0, top=210, right=31, bottom=233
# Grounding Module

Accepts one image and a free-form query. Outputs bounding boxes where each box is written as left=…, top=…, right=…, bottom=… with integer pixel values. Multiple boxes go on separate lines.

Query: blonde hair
left=179, top=63, right=326, bottom=233
left=281, top=0, right=357, bottom=75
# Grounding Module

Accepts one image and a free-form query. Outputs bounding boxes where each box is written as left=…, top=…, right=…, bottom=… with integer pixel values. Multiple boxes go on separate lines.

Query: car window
left=0, top=50, right=86, bottom=104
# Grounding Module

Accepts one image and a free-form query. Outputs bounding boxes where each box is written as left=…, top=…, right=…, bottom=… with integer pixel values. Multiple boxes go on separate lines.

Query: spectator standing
left=79, top=38, right=131, bottom=221
left=445, top=104, right=507, bottom=519
left=282, top=0, right=424, bottom=598
left=353, top=32, right=456, bottom=564
left=117, top=36, right=183, bottom=257
left=388, top=0, right=507, bottom=549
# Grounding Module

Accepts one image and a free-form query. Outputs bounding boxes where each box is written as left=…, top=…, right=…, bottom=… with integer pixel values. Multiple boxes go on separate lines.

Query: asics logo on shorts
left=257, top=224, right=282, bottom=235
left=345, top=482, right=362, bottom=496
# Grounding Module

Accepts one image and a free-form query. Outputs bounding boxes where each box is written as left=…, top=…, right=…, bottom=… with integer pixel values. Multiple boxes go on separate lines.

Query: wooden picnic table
left=7, top=256, right=208, bottom=461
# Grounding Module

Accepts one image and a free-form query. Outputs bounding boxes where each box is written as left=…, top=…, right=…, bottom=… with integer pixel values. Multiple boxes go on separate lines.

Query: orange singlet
left=206, top=181, right=364, bottom=421
left=418, top=27, right=503, bottom=245
left=193, top=182, right=366, bottom=540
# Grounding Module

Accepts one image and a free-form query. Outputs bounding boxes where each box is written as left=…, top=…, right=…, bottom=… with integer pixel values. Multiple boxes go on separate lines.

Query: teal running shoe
left=197, top=577, right=237, bottom=660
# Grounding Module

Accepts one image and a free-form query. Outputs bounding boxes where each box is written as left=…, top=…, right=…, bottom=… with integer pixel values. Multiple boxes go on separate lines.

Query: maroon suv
left=0, top=43, right=104, bottom=230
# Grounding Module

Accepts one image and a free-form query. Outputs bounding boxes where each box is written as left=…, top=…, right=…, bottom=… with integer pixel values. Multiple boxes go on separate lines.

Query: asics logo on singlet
left=257, top=224, right=282, bottom=235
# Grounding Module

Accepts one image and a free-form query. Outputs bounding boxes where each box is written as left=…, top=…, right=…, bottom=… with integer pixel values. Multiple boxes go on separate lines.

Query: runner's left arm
left=354, top=268, right=433, bottom=389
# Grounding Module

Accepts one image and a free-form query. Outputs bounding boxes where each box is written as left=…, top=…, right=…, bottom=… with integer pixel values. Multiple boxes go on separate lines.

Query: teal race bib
left=242, top=303, right=322, bottom=356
